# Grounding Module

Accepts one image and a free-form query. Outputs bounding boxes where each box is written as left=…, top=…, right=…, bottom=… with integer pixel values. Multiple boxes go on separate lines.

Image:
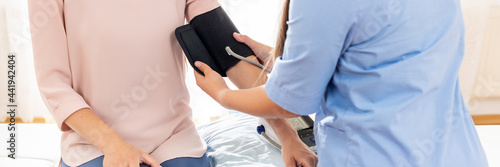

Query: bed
left=0, top=112, right=499, bottom=167
left=197, top=111, right=285, bottom=167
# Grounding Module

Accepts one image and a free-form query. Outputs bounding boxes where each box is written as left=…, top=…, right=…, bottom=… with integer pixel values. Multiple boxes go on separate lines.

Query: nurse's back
left=318, top=0, right=488, bottom=166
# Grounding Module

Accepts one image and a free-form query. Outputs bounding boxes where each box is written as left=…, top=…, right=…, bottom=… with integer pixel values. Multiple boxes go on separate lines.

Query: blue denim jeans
left=61, top=153, right=209, bottom=167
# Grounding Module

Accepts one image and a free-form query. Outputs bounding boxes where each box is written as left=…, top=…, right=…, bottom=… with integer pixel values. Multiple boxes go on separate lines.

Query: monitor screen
left=289, top=117, right=312, bottom=131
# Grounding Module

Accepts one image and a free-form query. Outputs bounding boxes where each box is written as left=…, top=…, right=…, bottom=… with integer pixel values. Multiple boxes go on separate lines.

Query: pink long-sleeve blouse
left=28, top=0, right=219, bottom=166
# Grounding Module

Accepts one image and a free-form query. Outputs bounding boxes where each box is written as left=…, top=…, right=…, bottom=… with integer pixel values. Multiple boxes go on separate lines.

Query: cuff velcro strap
left=189, top=6, right=255, bottom=73
left=175, top=25, right=225, bottom=76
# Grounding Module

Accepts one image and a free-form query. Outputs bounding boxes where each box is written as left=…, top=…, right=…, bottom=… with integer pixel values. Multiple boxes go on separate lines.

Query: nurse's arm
left=194, top=61, right=299, bottom=118
left=222, top=87, right=299, bottom=118
left=220, top=37, right=317, bottom=166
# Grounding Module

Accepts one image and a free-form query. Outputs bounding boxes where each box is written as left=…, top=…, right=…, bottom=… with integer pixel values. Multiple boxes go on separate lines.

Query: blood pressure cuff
left=175, top=6, right=254, bottom=77
left=175, top=25, right=224, bottom=76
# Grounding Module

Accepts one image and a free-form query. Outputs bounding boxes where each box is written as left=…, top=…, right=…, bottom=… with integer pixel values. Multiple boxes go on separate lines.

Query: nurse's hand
left=282, top=138, right=318, bottom=167
left=194, top=61, right=230, bottom=103
left=233, top=33, right=274, bottom=69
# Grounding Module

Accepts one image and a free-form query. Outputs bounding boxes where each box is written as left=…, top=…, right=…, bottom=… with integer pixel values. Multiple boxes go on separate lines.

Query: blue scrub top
left=265, top=0, right=488, bottom=166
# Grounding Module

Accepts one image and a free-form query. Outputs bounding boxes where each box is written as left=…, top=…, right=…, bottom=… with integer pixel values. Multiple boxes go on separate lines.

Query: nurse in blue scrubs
left=194, top=0, right=488, bottom=166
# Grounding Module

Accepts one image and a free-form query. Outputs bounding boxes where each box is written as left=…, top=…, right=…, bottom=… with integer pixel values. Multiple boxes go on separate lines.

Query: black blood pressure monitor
left=257, top=115, right=316, bottom=153
left=289, top=116, right=316, bottom=148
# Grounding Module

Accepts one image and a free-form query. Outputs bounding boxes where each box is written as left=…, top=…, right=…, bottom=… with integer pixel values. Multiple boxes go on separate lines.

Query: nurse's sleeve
left=265, top=0, right=358, bottom=115
left=28, top=0, right=90, bottom=131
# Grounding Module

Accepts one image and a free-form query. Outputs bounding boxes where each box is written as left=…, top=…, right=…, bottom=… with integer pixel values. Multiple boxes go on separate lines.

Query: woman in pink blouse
left=28, top=0, right=316, bottom=166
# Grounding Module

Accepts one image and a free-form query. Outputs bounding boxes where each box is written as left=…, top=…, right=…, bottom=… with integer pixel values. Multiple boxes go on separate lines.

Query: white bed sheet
left=197, top=112, right=285, bottom=167
left=0, top=123, right=61, bottom=167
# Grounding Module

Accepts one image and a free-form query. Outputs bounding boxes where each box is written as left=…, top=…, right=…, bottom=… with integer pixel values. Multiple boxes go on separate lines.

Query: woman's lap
left=61, top=153, right=210, bottom=167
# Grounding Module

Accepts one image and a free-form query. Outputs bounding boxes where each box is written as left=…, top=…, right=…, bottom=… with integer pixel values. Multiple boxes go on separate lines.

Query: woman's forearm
left=65, top=108, right=126, bottom=154
left=220, top=87, right=299, bottom=118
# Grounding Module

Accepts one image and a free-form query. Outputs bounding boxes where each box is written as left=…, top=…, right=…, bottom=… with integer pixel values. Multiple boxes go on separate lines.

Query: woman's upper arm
left=28, top=0, right=90, bottom=131
left=184, top=0, right=220, bottom=22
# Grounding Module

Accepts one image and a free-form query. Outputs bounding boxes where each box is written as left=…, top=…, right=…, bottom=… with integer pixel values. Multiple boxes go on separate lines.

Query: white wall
left=0, top=0, right=52, bottom=123
left=460, top=0, right=500, bottom=115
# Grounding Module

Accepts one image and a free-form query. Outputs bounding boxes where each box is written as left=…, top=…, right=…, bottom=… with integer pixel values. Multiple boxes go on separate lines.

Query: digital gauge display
left=289, top=117, right=312, bottom=131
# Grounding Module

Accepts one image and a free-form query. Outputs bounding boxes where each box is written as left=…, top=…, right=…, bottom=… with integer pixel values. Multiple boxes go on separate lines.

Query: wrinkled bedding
left=197, top=112, right=285, bottom=167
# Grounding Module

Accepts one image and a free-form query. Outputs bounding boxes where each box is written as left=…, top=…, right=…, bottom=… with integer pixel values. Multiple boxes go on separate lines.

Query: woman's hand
left=65, top=108, right=160, bottom=167
left=233, top=33, right=274, bottom=69
left=194, top=61, right=230, bottom=103
left=281, top=138, right=318, bottom=167
left=102, top=140, right=160, bottom=167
